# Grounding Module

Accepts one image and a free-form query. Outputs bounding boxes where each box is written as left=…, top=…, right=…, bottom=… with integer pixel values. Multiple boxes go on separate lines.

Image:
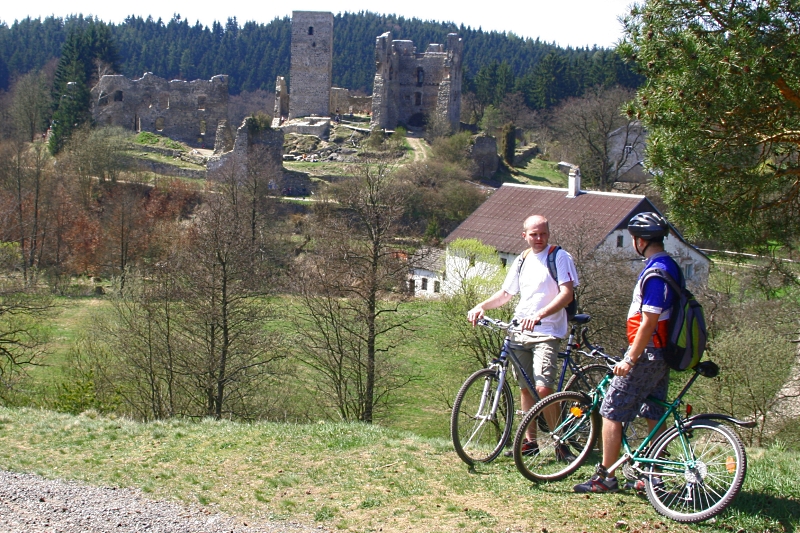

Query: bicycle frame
left=490, top=317, right=587, bottom=406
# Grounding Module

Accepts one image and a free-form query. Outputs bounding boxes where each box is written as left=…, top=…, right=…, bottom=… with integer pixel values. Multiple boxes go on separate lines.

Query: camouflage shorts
left=599, top=351, right=669, bottom=423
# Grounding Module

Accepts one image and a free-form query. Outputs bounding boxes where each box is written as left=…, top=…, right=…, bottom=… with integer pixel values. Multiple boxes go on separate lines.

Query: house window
left=617, top=235, right=624, bottom=248
left=434, top=281, right=441, bottom=293
left=197, top=95, right=206, bottom=110
left=113, top=90, right=123, bottom=102
left=500, top=257, right=507, bottom=268
left=684, top=263, right=694, bottom=280
left=415, top=92, right=422, bottom=106
left=624, top=144, right=634, bottom=156
left=408, top=279, right=415, bottom=293
left=199, top=120, right=207, bottom=135
left=421, top=278, right=428, bottom=291
left=308, top=26, right=314, bottom=35
left=155, top=117, right=165, bottom=131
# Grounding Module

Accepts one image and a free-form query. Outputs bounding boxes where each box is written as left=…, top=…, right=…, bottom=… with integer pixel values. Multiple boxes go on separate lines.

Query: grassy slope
left=1, top=407, right=797, bottom=533
left=7, top=297, right=800, bottom=532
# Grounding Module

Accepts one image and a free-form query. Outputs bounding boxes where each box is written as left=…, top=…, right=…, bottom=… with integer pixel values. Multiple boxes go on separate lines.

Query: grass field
left=0, top=406, right=797, bottom=533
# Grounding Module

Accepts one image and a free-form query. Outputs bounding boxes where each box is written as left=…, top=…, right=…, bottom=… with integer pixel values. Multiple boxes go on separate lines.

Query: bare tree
left=173, top=189, right=287, bottom=419
left=10, top=71, right=51, bottom=143
left=552, top=217, right=639, bottom=355
left=0, top=140, right=56, bottom=284
left=552, top=85, right=642, bottom=191
left=294, top=163, right=418, bottom=423
left=0, top=277, right=54, bottom=402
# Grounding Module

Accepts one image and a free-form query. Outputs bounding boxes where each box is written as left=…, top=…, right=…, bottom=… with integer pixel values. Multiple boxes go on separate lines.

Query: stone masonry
left=288, top=11, right=333, bottom=119
left=90, top=72, right=229, bottom=148
left=371, top=32, right=463, bottom=132
left=207, top=118, right=285, bottom=189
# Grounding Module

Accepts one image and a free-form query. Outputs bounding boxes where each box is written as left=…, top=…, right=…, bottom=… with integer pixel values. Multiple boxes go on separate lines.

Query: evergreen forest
left=0, top=11, right=642, bottom=109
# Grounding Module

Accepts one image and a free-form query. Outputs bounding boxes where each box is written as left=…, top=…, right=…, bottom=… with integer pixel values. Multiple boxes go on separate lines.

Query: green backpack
left=639, top=268, right=707, bottom=371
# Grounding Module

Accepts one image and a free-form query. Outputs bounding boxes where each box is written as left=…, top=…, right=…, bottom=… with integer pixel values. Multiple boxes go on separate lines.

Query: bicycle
left=450, top=313, right=608, bottom=466
left=512, top=328, right=756, bottom=523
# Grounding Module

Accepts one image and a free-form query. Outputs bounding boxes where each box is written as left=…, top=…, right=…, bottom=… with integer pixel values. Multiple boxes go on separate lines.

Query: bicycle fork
left=462, top=364, right=509, bottom=449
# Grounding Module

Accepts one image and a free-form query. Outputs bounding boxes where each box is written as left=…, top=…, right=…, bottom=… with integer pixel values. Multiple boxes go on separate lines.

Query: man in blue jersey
left=574, top=212, right=680, bottom=493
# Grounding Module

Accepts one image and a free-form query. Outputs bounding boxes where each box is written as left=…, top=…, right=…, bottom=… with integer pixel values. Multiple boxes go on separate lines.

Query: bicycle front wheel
left=451, top=368, right=514, bottom=465
left=644, top=420, right=747, bottom=523
left=513, top=391, right=599, bottom=482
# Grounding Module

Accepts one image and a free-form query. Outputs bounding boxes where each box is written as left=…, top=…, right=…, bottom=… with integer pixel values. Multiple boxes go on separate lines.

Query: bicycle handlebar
left=476, top=316, right=541, bottom=331
left=580, top=327, right=620, bottom=367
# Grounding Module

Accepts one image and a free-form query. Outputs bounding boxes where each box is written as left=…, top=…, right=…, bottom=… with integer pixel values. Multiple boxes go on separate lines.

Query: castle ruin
left=370, top=32, right=463, bottom=132
left=288, top=11, right=334, bottom=119
left=90, top=72, right=229, bottom=148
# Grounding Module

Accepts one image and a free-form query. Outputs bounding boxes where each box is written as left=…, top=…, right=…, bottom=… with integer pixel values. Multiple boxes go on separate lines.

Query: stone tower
left=288, top=11, right=333, bottom=119
left=371, top=32, right=463, bottom=132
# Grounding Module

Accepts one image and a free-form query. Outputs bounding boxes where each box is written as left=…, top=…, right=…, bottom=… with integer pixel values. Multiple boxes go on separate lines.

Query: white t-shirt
left=501, top=247, right=580, bottom=339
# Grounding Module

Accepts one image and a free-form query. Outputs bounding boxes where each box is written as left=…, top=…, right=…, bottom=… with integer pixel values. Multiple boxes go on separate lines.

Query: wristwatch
left=623, top=354, right=636, bottom=366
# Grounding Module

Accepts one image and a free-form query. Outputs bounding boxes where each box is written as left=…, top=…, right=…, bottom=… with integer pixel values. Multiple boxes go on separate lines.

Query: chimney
left=567, top=167, right=582, bottom=198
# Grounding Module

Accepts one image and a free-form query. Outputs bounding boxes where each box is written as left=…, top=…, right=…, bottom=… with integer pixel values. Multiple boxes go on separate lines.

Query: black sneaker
left=555, top=444, right=577, bottom=462
left=574, top=474, right=619, bottom=493
left=504, top=439, right=539, bottom=457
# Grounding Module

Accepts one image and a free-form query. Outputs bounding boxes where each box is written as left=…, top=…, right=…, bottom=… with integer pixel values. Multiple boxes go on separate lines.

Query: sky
left=1, top=0, right=635, bottom=49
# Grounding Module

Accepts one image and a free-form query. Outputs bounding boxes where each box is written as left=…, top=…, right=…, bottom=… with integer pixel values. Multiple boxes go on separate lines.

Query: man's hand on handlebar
left=518, top=315, right=542, bottom=331
left=467, top=306, right=485, bottom=326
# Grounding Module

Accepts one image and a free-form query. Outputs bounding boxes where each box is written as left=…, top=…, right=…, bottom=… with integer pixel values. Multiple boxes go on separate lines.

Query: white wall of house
left=596, top=229, right=709, bottom=285
left=409, top=268, right=444, bottom=298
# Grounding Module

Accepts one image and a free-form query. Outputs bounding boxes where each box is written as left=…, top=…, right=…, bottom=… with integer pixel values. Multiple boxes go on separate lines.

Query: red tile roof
left=444, top=184, right=656, bottom=255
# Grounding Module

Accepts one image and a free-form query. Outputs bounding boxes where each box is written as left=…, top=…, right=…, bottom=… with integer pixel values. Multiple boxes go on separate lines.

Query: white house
left=433, top=170, right=710, bottom=294
left=408, top=247, right=446, bottom=298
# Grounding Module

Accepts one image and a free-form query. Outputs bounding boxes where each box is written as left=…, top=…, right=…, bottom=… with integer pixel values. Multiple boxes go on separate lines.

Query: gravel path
left=0, top=471, right=327, bottom=533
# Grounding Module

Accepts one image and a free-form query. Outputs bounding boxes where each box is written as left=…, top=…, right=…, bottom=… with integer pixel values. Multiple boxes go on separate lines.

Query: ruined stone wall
left=330, top=88, right=372, bottom=116
left=273, top=76, right=289, bottom=125
left=90, top=72, right=229, bottom=148
left=370, top=32, right=463, bottom=132
left=288, top=11, right=333, bottom=119
left=207, top=118, right=285, bottom=191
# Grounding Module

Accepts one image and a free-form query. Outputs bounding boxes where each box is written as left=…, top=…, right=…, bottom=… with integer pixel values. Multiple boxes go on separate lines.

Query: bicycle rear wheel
left=513, top=391, right=599, bottom=482
left=451, top=368, right=514, bottom=465
left=565, top=363, right=609, bottom=394
left=644, top=420, right=747, bottom=523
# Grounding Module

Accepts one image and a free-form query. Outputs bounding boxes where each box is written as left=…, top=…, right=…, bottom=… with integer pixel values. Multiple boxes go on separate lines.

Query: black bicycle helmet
left=627, top=212, right=669, bottom=240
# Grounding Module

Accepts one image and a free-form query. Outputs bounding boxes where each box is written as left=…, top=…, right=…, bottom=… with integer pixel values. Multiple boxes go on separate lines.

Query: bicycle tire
left=513, top=391, right=599, bottom=482
left=565, top=363, right=609, bottom=394
left=644, top=420, right=747, bottom=523
left=451, top=368, right=514, bottom=465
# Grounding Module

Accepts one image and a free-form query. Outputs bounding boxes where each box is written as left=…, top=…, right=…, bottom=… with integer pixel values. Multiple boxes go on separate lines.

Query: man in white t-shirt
left=467, top=215, right=579, bottom=457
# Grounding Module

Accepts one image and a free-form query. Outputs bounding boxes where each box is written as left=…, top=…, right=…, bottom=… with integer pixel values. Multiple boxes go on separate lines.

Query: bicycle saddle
left=695, top=361, right=719, bottom=378
left=570, top=314, right=591, bottom=324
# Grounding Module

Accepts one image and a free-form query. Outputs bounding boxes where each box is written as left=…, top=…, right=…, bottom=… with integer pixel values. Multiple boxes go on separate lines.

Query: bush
left=135, top=132, right=160, bottom=145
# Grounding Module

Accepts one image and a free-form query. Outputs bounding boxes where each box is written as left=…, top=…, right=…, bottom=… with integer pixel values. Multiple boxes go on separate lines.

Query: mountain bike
left=450, top=314, right=608, bottom=466
left=512, top=328, right=756, bottom=523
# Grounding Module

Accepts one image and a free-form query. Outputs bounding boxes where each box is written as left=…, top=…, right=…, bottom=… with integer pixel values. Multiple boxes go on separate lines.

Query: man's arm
left=614, top=310, right=659, bottom=376
left=467, top=289, right=514, bottom=325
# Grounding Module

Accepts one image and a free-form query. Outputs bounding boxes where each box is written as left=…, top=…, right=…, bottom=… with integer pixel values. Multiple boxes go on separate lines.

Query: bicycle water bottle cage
left=695, top=361, right=719, bottom=378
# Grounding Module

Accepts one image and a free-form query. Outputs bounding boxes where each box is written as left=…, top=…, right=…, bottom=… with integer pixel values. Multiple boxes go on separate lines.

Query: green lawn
left=0, top=406, right=797, bottom=533
left=505, top=158, right=569, bottom=187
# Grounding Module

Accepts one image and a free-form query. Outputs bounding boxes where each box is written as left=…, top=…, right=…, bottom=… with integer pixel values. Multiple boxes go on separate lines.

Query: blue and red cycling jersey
left=626, top=252, right=681, bottom=348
